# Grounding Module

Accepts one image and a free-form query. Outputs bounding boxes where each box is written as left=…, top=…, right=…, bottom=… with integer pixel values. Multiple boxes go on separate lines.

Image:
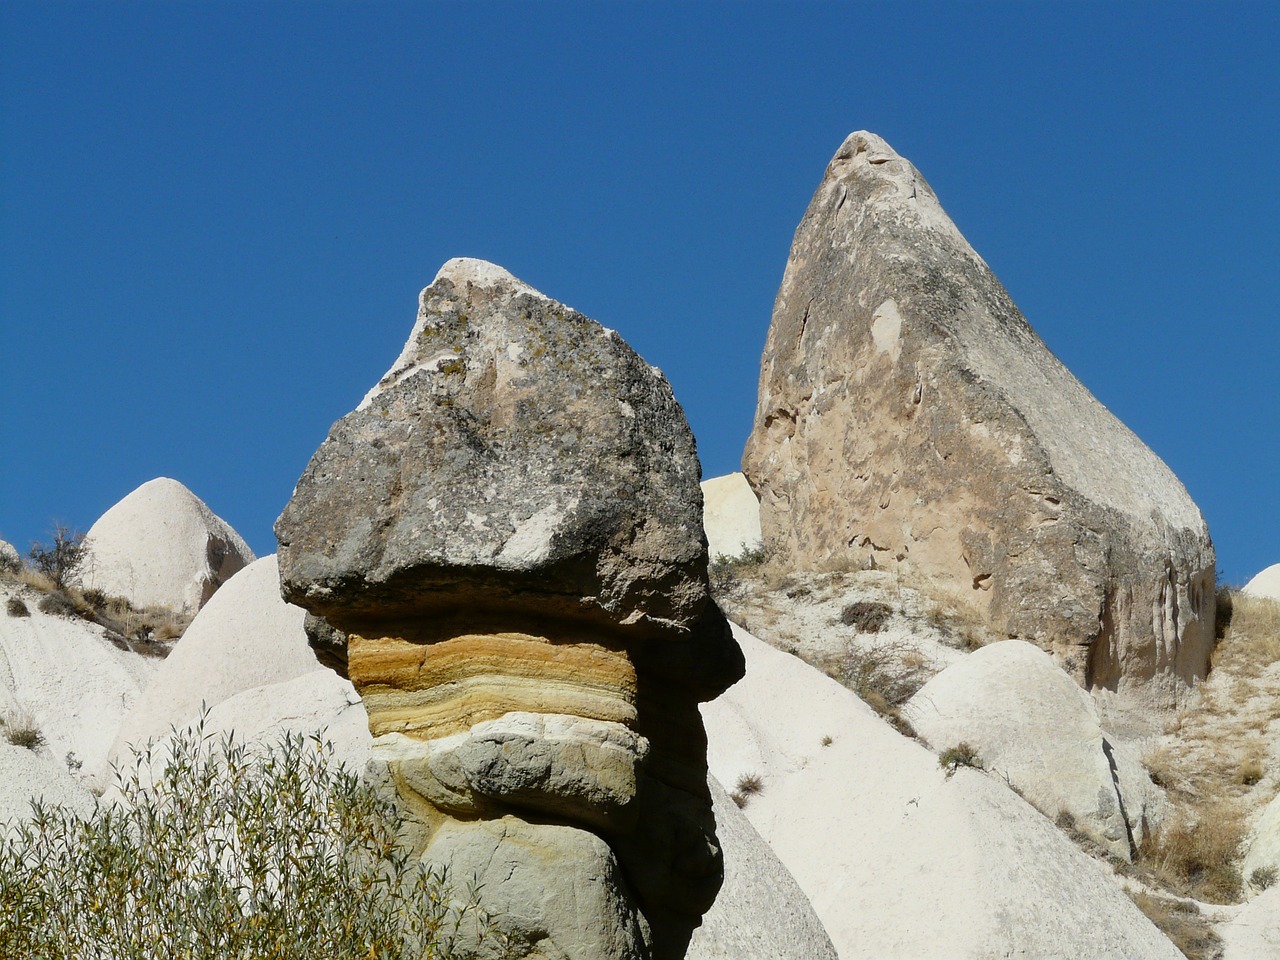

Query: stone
left=1243, top=564, right=1280, bottom=602
left=276, top=259, right=743, bottom=959
left=0, top=538, right=18, bottom=571
left=700, top=473, right=762, bottom=561
left=742, top=131, right=1216, bottom=697
left=702, top=623, right=1183, bottom=960
left=686, top=775, right=838, bottom=960
left=904, top=639, right=1165, bottom=859
left=78, top=477, right=255, bottom=614
left=110, top=554, right=318, bottom=762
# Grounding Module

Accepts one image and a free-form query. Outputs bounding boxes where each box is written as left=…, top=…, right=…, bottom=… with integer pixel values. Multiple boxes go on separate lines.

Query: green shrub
left=939, top=742, right=983, bottom=778
left=26, top=524, right=86, bottom=591
left=1251, top=866, right=1278, bottom=891
left=708, top=545, right=766, bottom=593
left=0, top=720, right=484, bottom=959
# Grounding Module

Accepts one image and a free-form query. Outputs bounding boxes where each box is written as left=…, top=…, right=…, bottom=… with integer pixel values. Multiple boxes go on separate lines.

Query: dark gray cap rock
left=276, top=258, right=741, bottom=694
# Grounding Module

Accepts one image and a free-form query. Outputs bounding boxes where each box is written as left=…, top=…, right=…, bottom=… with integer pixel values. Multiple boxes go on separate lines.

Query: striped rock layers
left=743, top=132, right=1215, bottom=698
left=277, top=259, right=743, bottom=960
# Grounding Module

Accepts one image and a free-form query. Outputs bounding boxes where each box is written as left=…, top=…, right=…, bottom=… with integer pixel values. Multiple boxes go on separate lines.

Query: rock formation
left=700, top=473, right=762, bottom=561
left=0, top=538, right=18, bottom=570
left=743, top=131, right=1215, bottom=696
left=1243, top=563, right=1280, bottom=602
left=702, top=624, right=1184, bottom=960
left=277, top=258, right=744, bottom=959
left=78, top=477, right=255, bottom=614
left=904, top=640, right=1165, bottom=860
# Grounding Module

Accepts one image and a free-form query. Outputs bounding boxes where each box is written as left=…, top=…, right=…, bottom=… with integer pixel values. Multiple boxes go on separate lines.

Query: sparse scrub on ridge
left=838, top=600, right=892, bottom=632
left=0, top=720, right=488, bottom=959
left=26, top=524, right=86, bottom=591
left=938, top=742, right=983, bottom=778
left=708, top=545, right=766, bottom=594
left=827, top=636, right=928, bottom=731
left=6, top=596, right=29, bottom=617
left=1250, top=866, right=1278, bottom=892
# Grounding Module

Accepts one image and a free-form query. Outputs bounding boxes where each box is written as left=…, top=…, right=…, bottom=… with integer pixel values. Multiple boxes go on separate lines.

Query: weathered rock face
left=700, top=473, right=762, bottom=561
left=743, top=131, right=1215, bottom=696
left=277, top=259, right=743, bottom=960
left=78, top=477, right=255, bottom=614
left=904, top=640, right=1166, bottom=860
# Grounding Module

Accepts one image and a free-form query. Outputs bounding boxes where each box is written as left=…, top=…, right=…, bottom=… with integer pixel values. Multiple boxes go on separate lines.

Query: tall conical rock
left=277, top=258, right=743, bottom=959
left=743, top=132, right=1215, bottom=696
left=78, top=477, right=254, bottom=614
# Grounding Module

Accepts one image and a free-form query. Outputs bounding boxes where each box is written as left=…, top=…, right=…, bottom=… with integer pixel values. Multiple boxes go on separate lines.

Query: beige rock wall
left=743, top=132, right=1215, bottom=696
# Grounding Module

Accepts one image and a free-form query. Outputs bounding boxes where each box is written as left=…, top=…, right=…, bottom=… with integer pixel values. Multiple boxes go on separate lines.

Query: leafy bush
left=708, top=546, right=766, bottom=594
left=6, top=596, right=29, bottom=617
left=27, top=524, right=86, bottom=591
left=0, top=721, right=484, bottom=959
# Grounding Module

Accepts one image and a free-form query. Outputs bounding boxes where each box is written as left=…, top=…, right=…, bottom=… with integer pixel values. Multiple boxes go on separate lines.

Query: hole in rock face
left=972, top=573, right=992, bottom=591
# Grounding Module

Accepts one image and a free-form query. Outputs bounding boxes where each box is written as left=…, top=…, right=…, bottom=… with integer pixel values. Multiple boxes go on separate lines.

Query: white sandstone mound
left=78, top=477, right=254, bottom=614
left=0, top=741, right=94, bottom=824
left=1220, top=884, right=1280, bottom=959
left=701, top=624, right=1182, bottom=960
left=0, top=579, right=158, bottom=788
left=110, top=554, right=316, bottom=763
left=0, top=539, right=18, bottom=570
left=904, top=639, right=1165, bottom=860
left=1242, top=564, right=1280, bottom=602
left=701, top=473, right=763, bottom=561
left=688, top=775, right=837, bottom=960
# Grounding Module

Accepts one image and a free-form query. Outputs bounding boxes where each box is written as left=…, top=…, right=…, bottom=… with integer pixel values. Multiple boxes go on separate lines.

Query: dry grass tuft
left=1126, top=890, right=1222, bottom=960
left=1137, top=801, right=1245, bottom=904
left=730, top=772, right=764, bottom=808
left=1211, top=592, right=1280, bottom=678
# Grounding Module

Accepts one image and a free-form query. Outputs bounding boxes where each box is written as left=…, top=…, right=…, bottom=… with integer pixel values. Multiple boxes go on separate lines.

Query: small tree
left=27, top=524, right=86, bottom=590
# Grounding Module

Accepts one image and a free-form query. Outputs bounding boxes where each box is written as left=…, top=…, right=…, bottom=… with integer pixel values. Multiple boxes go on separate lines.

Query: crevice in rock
left=1100, top=736, right=1137, bottom=861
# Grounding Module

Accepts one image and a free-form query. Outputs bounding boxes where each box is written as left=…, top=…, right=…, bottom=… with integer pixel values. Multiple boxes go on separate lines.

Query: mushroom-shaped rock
left=742, top=131, right=1215, bottom=698
left=1242, top=564, right=1280, bottom=602
left=700, top=473, right=762, bottom=561
left=78, top=478, right=254, bottom=614
left=277, top=259, right=743, bottom=960
left=904, top=639, right=1164, bottom=859
left=701, top=624, right=1183, bottom=960
left=110, top=555, right=318, bottom=762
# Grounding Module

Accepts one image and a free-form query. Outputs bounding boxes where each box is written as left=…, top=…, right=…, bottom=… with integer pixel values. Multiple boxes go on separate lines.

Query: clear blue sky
left=2, top=2, right=1276, bottom=586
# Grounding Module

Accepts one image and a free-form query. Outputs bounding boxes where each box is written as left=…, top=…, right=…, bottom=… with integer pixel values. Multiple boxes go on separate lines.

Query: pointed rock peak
left=430, top=258, right=547, bottom=299
left=80, top=477, right=255, bottom=614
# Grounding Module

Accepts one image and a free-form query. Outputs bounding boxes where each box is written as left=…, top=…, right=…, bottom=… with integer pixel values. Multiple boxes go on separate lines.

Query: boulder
left=277, top=259, right=744, bottom=959
left=904, top=639, right=1165, bottom=859
left=78, top=477, right=255, bottom=614
left=742, top=131, right=1215, bottom=697
left=110, top=554, right=316, bottom=762
left=700, top=473, right=762, bottom=561
left=0, top=579, right=158, bottom=787
left=701, top=624, right=1183, bottom=959
left=1243, top=564, right=1280, bottom=602
left=686, top=775, right=838, bottom=960
left=0, top=539, right=18, bottom=571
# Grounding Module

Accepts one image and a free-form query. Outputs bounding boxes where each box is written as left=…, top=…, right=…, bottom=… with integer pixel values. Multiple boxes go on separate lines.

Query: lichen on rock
left=277, top=258, right=743, bottom=959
